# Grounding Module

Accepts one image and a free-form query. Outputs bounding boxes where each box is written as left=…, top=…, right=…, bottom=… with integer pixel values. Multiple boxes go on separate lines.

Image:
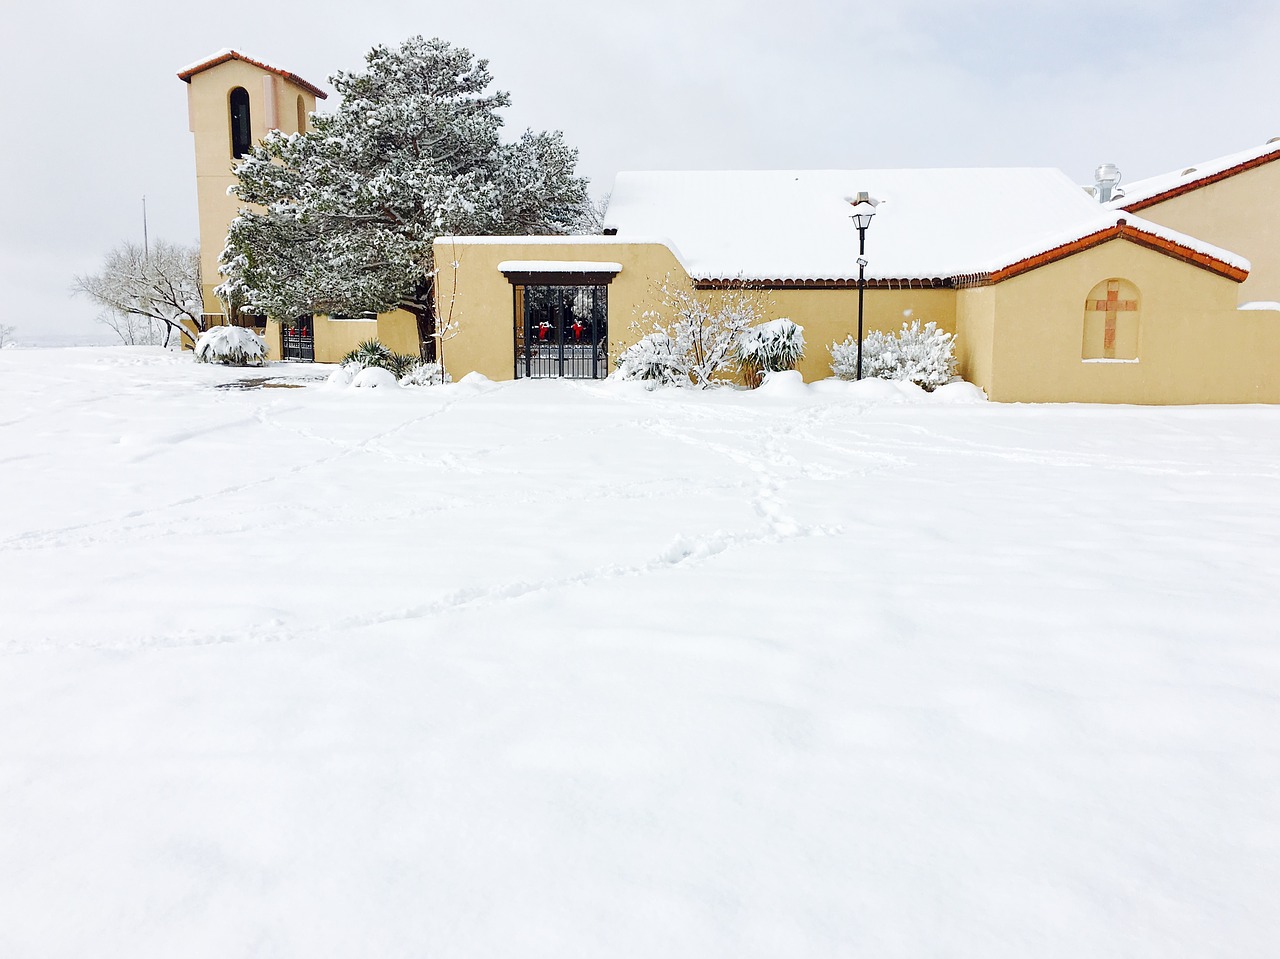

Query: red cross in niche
left=1086, top=281, right=1137, bottom=358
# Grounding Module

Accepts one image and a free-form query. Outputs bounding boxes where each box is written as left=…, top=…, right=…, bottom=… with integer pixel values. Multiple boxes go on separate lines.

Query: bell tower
left=178, top=50, right=327, bottom=327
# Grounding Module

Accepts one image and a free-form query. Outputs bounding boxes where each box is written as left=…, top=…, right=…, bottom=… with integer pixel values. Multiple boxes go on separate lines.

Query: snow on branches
left=830, top=320, right=958, bottom=390
left=621, top=275, right=772, bottom=388
left=194, top=326, right=267, bottom=366
left=73, top=241, right=203, bottom=349
left=218, top=36, right=593, bottom=324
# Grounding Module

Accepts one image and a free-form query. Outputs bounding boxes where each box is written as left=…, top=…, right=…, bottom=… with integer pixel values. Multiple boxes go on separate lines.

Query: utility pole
left=142, top=196, right=149, bottom=257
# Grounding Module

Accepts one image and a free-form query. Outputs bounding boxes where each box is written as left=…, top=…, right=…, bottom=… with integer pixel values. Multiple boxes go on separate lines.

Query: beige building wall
left=264, top=311, right=419, bottom=364
left=436, top=234, right=1280, bottom=403
left=982, top=237, right=1280, bottom=404
left=955, top=285, right=997, bottom=394
left=1126, top=159, right=1280, bottom=303
left=434, top=238, right=958, bottom=383
left=185, top=60, right=319, bottom=318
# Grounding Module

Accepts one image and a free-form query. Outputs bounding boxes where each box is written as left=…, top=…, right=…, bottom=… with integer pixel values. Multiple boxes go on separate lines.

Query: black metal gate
left=515, top=285, right=607, bottom=379
left=282, top=317, right=315, bottom=362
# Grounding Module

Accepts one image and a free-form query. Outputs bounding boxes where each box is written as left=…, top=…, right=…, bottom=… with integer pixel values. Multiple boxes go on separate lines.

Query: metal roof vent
left=1094, top=163, right=1122, bottom=203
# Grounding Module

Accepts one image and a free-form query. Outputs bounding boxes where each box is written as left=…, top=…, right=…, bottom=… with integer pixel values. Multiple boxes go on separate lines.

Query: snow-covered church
left=181, top=50, right=1280, bottom=404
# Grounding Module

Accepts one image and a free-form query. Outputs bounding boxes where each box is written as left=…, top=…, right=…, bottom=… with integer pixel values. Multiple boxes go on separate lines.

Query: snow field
left=1, top=347, right=1278, bottom=957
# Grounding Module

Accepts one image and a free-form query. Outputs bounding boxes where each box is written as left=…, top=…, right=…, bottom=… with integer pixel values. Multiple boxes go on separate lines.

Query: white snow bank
left=1, top=347, right=1277, bottom=959
left=325, top=364, right=357, bottom=388
left=350, top=366, right=398, bottom=389
left=1238, top=301, right=1280, bottom=311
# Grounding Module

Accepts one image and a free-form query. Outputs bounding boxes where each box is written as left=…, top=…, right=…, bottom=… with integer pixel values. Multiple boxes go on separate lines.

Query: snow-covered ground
left=2, top=347, right=1278, bottom=958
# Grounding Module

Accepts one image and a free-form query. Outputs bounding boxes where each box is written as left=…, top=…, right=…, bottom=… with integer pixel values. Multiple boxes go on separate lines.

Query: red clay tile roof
left=177, top=49, right=328, bottom=100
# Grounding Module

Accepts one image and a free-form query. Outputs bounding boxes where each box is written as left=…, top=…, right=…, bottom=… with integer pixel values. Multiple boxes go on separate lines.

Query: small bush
left=830, top=320, right=957, bottom=390
left=342, top=339, right=393, bottom=369
left=342, top=339, right=421, bottom=378
left=399, top=362, right=451, bottom=387
left=614, top=332, right=687, bottom=387
left=737, top=318, right=805, bottom=388
left=194, top=326, right=266, bottom=366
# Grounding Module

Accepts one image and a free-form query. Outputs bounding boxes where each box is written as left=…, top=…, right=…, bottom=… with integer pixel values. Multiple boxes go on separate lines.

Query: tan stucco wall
left=955, top=285, right=997, bottom=395
left=1129, top=159, right=1280, bottom=303
left=375, top=309, right=421, bottom=358
left=185, top=60, right=319, bottom=318
left=433, top=238, right=958, bottom=383
left=433, top=239, right=687, bottom=380
left=983, top=237, right=1280, bottom=403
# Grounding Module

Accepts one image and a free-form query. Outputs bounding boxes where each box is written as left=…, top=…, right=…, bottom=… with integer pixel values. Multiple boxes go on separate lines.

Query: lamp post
left=849, top=192, right=879, bottom=380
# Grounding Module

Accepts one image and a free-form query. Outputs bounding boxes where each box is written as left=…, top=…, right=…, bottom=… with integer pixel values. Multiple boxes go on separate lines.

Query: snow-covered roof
left=601, top=168, right=1247, bottom=285
left=1109, top=138, right=1280, bottom=211
left=497, top=261, right=623, bottom=273
left=177, top=49, right=328, bottom=100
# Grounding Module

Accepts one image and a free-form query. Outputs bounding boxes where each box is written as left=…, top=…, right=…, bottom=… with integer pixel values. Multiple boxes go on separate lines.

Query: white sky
left=4, top=0, right=1280, bottom=338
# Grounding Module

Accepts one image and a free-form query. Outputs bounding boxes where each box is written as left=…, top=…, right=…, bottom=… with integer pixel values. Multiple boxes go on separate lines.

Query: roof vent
left=1269, top=137, right=1280, bottom=144
left=1094, top=163, right=1122, bottom=203
left=1182, top=167, right=1197, bottom=176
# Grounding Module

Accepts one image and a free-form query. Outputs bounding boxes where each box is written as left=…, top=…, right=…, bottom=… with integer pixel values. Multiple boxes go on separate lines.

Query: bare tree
left=0, top=323, right=14, bottom=348
left=73, top=241, right=205, bottom=349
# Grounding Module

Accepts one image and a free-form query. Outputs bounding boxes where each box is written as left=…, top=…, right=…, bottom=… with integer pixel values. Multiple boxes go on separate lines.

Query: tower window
left=229, top=87, right=252, bottom=159
left=296, top=95, right=306, bottom=133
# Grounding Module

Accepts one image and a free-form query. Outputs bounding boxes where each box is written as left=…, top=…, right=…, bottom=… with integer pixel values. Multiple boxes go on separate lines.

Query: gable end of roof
left=177, top=50, right=328, bottom=100
left=1118, top=148, right=1280, bottom=212
left=988, top=220, right=1249, bottom=284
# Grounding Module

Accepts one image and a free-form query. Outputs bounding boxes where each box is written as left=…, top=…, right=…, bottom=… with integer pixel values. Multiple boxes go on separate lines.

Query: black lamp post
left=849, top=192, right=879, bottom=380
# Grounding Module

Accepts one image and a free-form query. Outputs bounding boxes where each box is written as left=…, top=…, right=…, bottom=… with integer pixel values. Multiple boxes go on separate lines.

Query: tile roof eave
left=1114, top=147, right=1280, bottom=212
left=177, top=50, right=328, bottom=100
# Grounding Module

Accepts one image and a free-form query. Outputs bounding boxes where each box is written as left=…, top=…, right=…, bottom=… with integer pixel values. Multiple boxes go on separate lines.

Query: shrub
left=737, top=318, right=805, bottom=388
left=342, top=339, right=421, bottom=378
left=614, top=332, right=687, bottom=387
left=399, top=362, right=451, bottom=387
left=342, top=339, right=393, bottom=369
left=194, top=326, right=266, bottom=366
left=629, top=275, right=771, bottom=388
left=830, top=320, right=957, bottom=390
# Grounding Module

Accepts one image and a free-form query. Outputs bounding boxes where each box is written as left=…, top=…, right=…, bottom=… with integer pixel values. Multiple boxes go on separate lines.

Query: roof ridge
left=177, top=49, right=328, bottom=100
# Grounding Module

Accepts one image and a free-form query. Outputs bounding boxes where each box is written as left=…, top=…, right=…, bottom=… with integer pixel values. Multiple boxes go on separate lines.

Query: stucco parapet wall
left=178, top=49, right=329, bottom=99
left=438, top=235, right=689, bottom=264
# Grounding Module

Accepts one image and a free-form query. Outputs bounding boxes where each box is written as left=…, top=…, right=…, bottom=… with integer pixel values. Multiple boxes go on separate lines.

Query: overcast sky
left=4, top=0, right=1279, bottom=339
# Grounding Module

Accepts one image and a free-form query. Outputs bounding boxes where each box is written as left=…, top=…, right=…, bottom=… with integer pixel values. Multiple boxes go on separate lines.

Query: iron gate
left=282, top=317, right=315, bottom=362
left=515, top=285, right=607, bottom=379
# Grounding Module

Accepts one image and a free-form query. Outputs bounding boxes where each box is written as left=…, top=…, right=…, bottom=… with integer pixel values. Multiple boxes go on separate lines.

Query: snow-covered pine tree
left=218, top=36, right=592, bottom=347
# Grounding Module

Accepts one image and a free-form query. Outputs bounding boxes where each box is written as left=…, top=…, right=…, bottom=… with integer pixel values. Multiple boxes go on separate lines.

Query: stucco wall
left=434, top=238, right=958, bottom=383
left=1128, top=159, right=1280, bottom=304
left=984, top=237, right=1280, bottom=403
left=955, top=286, right=997, bottom=396
left=185, top=60, right=319, bottom=317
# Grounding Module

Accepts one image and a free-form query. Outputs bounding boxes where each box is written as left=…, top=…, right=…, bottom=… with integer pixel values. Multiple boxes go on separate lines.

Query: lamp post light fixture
left=849, top=191, right=879, bottom=380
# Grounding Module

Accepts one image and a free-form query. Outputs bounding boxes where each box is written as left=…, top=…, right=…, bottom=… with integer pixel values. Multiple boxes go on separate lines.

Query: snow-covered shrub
left=194, top=326, right=267, bottom=366
left=830, top=320, right=957, bottom=390
left=399, top=361, right=451, bottom=387
left=615, top=332, right=687, bottom=387
left=351, top=367, right=399, bottom=389
left=342, top=339, right=421, bottom=378
left=629, top=275, right=771, bottom=388
left=737, top=318, right=805, bottom=388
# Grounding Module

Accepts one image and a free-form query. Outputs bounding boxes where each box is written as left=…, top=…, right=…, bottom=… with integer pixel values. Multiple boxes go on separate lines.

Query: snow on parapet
left=1108, top=138, right=1280, bottom=210
left=602, top=168, right=1248, bottom=284
left=497, top=261, right=623, bottom=273
left=177, top=49, right=328, bottom=99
